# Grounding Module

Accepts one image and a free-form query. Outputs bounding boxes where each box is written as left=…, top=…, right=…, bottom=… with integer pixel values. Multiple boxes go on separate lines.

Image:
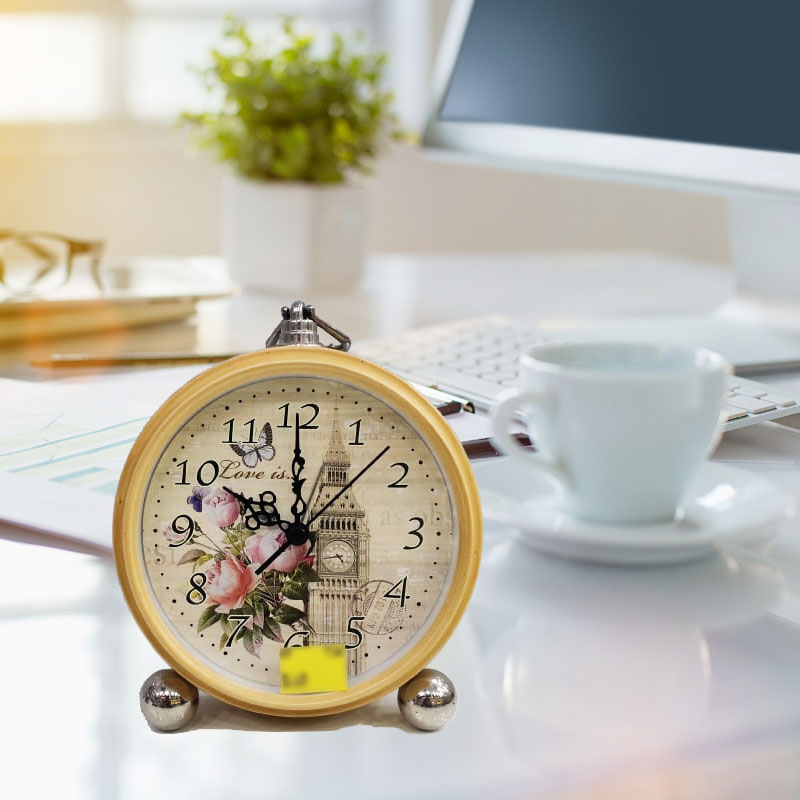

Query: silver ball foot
left=140, top=669, right=199, bottom=732
left=397, top=668, right=457, bottom=731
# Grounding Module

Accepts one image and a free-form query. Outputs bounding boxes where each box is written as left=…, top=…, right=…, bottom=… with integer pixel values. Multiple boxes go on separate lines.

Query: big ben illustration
left=307, top=409, right=369, bottom=677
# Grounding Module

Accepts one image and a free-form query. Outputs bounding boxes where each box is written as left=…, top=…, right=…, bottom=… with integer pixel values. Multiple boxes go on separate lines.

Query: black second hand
left=307, top=445, right=390, bottom=526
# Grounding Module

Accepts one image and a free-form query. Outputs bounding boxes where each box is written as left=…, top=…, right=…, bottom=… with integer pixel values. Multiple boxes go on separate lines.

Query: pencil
left=461, top=433, right=534, bottom=459
left=30, top=352, right=237, bottom=368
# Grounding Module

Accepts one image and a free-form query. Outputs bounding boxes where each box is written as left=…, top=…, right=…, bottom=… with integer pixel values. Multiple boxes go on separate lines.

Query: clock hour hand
left=224, top=486, right=290, bottom=533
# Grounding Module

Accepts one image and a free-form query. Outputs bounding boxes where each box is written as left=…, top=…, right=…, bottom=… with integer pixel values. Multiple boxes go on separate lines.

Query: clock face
left=321, top=539, right=356, bottom=573
left=138, top=374, right=457, bottom=692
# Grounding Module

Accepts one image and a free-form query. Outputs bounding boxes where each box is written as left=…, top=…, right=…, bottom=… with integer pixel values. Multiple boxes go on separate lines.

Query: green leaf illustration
left=281, top=579, right=308, bottom=602
left=194, top=553, right=214, bottom=568
left=274, top=605, right=305, bottom=625
left=261, top=614, right=282, bottom=643
left=222, top=531, right=244, bottom=556
left=197, top=605, right=222, bottom=632
left=264, top=572, right=281, bottom=595
left=177, top=548, right=207, bottom=566
left=243, top=627, right=263, bottom=657
left=293, top=563, right=321, bottom=583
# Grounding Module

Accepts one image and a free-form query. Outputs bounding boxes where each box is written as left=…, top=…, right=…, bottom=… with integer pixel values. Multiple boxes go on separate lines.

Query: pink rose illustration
left=299, top=552, right=316, bottom=569
left=202, top=487, right=239, bottom=528
left=244, top=529, right=311, bottom=574
left=205, top=555, right=259, bottom=613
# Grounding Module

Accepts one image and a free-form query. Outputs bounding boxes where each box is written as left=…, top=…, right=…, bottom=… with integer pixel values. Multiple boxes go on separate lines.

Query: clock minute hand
left=290, top=413, right=307, bottom=524
left=307, top=445, right=390, bottom=526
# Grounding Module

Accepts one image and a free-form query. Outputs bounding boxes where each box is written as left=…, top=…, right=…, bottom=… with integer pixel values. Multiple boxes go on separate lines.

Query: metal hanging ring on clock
left=265, top=300, right=352, bottom=351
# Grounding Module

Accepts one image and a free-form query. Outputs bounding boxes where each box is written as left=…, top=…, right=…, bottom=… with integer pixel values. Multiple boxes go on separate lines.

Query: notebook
left=0, top=257, right=235, bottom=342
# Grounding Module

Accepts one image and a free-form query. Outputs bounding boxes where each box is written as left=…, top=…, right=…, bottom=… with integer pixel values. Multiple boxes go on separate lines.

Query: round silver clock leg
left=140, top=669, right=199, bottom=732
left=397, top=668, right=457, bottom=731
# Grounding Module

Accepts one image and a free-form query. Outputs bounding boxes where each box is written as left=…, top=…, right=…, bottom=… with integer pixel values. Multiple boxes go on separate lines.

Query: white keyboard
left=356, top=316, right=800, bottom=432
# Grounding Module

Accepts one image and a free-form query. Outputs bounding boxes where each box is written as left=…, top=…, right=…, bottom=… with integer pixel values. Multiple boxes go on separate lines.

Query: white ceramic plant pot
left=222, top=175, right=366, bottom=293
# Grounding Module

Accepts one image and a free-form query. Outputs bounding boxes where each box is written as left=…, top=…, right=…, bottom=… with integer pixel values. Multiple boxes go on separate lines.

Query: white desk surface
left=3, top=252, right=800, bottom=800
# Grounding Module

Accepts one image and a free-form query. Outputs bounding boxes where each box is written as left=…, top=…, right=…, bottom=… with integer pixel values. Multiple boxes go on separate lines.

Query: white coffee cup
left=491, top=342, right=731, bottom=524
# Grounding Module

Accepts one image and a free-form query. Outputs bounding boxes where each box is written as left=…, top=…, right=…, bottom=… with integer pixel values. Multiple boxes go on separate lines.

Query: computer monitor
left=423, top=0, right=800, bottom=350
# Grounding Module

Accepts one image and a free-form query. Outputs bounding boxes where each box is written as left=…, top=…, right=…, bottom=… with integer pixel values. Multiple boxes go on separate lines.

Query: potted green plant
left=181, top=17, right=401, bottom=292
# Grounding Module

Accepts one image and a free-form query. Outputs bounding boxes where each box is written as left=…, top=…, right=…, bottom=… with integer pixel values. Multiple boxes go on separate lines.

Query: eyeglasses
left=0, top=230, right=106, bottom=298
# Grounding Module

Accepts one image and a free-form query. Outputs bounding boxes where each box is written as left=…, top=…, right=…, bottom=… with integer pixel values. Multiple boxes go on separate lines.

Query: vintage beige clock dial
left=114, top=308, right=482, bottom=718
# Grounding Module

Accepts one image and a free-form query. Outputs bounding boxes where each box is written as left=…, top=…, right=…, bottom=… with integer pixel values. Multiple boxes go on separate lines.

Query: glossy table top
left=3, top=494, right=800, bottom=799
left=3, top=253, right=800, bottom=799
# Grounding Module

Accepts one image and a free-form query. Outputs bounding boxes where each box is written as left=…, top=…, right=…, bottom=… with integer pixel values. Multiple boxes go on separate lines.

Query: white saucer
left=473, top=459, right=793, bottom=565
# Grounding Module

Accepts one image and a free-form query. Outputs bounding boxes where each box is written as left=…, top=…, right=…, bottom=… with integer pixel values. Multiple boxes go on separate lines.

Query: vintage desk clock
left=114, top=302, right=482, bottom=731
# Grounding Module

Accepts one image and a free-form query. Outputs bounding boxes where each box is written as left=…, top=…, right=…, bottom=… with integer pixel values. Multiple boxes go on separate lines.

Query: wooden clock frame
left=114, top=347, right=482, bottom=717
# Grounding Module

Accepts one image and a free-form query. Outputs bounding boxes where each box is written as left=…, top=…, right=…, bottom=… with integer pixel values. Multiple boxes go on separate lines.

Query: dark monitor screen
left=439, top=0, right=800, bottom=155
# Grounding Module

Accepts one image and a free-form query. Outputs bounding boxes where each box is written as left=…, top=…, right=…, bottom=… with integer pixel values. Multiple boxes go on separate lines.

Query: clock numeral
left=284, top=630, right=310, bottom=648
left=384, top=576, right=409, bottom=608
left=225, top=614, right=252, bottom=648
left=278, top=402, right=320, bottom=429
left=168, top=514, right=195, bottom=547
left=348, top=418, right=365, bottom=446
left=197, top=459, right=220, bottom=486
left=174, top=459, right=220, bottom=487
left=346, top=616, right=365, bottom=649
left=185, top=572, right=207, bottom=605
left=223, top=417, right=256, bottom=444
left=175, top=459, right=190, bottom=485
left=387, top=462, right=409, bottom=488
left=403, top=517, right=424, bottom=550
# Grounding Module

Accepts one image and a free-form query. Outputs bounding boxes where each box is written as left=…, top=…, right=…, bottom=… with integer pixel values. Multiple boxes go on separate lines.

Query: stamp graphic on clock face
left=357, top=580, right=406, bottom=636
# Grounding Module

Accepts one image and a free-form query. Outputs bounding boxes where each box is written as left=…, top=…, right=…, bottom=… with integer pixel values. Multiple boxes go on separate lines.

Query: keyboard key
left=725, top=406, right=749, bottom=421
left=763, top=394, right=797, bottom=408
left=728, top=395, right=777, bottom=413
left=733, top=377, right=770, bottom=398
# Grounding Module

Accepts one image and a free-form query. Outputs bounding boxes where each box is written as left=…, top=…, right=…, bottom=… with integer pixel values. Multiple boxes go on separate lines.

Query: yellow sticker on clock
left=279, top=644, right=348, bottom=694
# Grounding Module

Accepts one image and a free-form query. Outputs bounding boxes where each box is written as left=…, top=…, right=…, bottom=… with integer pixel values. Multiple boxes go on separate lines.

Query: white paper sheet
left=0, top=367, right=207, bottom=552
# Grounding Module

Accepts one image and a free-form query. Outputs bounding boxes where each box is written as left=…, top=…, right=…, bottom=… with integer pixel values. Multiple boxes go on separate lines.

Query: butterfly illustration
left=230, top=422, right=276, bottom=467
